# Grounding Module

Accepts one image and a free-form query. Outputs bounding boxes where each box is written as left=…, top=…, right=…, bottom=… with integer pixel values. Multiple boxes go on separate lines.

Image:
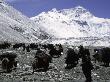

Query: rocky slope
left=0, top=1, right=51, bottom=43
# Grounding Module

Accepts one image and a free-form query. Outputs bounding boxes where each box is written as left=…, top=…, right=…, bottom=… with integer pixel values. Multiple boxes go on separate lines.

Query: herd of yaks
left=0, top=42, right=110, bottom=73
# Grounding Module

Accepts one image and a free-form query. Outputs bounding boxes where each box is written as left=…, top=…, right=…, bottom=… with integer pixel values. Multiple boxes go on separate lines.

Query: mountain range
left=31, top=6, right=110, bottom=46
left=31, top=6, right=110, bottom=39
left=0, top=0, right=110, bottom=46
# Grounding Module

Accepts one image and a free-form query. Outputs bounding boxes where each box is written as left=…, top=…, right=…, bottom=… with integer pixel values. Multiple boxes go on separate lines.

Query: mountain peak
left=50, top=8, right=58, bottom=12
left=70, top=6, right=89, bottom=15
left=74, top=6, right=87, bottom=13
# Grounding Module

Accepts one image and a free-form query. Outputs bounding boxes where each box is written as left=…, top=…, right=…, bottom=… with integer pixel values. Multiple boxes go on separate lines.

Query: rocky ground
left=0, top=47, right=110, bottom=82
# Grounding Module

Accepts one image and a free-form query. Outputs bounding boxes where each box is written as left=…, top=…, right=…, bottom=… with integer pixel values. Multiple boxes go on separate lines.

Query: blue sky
left=5, top=0, right=110, bottom=18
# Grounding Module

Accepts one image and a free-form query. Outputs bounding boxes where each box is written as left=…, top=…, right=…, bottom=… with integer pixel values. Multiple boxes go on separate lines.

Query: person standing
left=79, top=45, right=93, bottom=82
left=81, top=56, right=93, bottom=82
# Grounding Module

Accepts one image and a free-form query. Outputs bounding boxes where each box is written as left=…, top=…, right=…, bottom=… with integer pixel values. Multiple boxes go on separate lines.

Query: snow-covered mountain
left=31, top=6, right=110, bottom=39
left=0, top=1, right=51, bottom=43
left=1, top=0, right=110, bottom=46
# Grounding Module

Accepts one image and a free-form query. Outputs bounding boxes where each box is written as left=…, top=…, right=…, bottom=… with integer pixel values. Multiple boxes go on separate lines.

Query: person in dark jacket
left=79, top=45, right=93, bottom=82
left=81, top=56, right=93, bottom=82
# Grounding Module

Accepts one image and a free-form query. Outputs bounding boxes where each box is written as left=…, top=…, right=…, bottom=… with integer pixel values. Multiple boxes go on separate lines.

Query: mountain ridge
left=31, top=6, right=110, bottom=46
left=0, top=1, right=52, bottom=43
left=0, top=1, right=110, bottom=46
left=31, top=6, right=110, bottom=39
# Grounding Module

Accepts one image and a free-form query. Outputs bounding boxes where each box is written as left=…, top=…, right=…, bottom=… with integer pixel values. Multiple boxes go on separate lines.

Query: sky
left=5, top=0, right=110, bottom=18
